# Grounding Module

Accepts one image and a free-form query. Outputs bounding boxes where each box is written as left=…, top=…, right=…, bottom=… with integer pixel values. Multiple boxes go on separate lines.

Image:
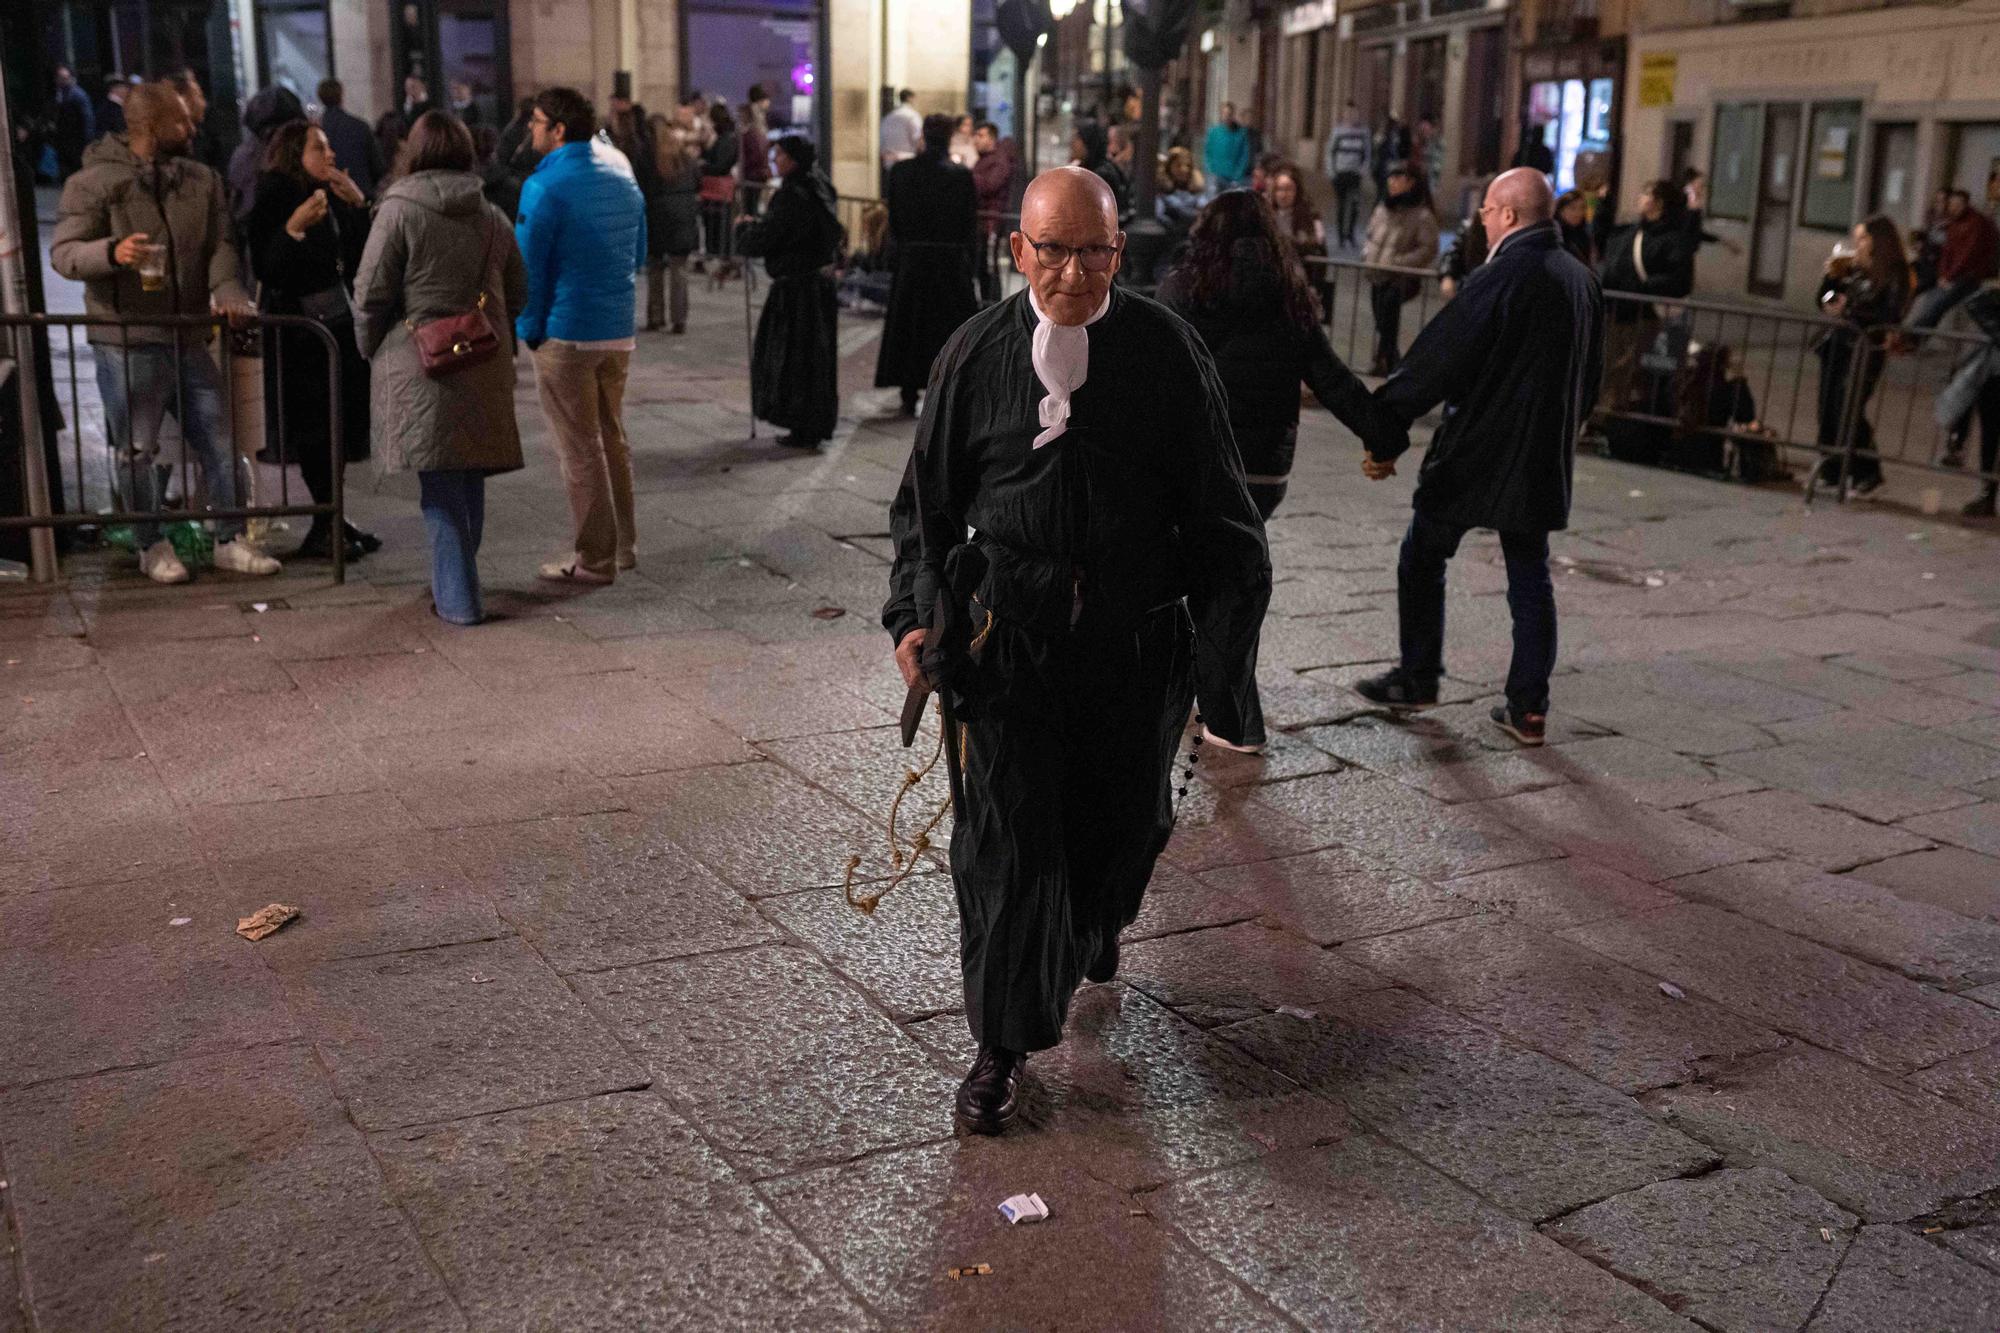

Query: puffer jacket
left=49, top=134, right=247, bottom=346
left=1363, top=194, right=1440, bottom=273
left=514, top=138, right=648, bottom=344
left=352, top=170, right=528, bottom=475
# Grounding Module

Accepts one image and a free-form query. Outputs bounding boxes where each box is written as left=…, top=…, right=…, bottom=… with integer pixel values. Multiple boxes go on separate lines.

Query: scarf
left=1028, top=288, right=1111, bottom=449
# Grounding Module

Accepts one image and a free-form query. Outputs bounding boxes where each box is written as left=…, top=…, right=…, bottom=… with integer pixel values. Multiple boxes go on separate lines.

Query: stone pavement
left=6, top=277, right=2000, bottom=1331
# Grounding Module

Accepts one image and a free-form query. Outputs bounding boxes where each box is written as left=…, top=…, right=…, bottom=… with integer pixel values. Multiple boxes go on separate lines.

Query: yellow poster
left=1638, top=53, right=1678, bottom=109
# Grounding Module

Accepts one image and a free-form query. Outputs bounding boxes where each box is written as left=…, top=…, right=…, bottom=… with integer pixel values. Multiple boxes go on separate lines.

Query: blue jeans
left=419, top=470, right=487, bottom=625
left=93, top=340, right=240, bottom=545
left=1907, top=276, right=1982, bottom=340
left=1397, top=511, right=1558, bottom=714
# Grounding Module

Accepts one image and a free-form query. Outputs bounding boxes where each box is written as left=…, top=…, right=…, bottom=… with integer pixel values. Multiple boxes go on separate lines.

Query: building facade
left=1626, top=0, right=2000, bottom=307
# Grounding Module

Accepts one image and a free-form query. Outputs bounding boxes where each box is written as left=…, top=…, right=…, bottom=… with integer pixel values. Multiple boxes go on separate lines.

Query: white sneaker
left=139, top=539, right=190, bottom=585
left=213, top=538, right=282, bottom=576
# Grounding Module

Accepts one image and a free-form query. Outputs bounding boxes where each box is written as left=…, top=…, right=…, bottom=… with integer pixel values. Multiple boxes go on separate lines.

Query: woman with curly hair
left=1158, top=188, right=1404, bottom=520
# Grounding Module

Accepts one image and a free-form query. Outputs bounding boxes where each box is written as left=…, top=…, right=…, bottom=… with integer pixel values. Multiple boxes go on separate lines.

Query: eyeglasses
left=1021, top=238, right=1122, bottom=272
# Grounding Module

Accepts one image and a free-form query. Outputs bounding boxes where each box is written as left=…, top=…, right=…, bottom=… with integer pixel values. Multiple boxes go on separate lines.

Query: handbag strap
left=1632, top=228, right=1650, bottom=286
left=405, top=209, right=497, bottom=332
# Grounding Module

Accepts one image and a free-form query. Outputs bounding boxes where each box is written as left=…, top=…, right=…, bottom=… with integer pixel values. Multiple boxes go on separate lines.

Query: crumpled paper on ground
left=236, top=903, right=300, bottom=941
left=997, top=1193, right=1048, bottom=1225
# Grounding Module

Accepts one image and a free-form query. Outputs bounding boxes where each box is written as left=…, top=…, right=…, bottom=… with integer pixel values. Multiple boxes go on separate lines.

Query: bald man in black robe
left=884, top=166, right=1271, bottom=1134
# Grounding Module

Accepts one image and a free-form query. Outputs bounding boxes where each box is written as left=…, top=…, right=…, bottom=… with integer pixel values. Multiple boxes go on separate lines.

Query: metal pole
left=742, top=255, right=757, bottom=440
left=0, top=62, right=60, bottom=582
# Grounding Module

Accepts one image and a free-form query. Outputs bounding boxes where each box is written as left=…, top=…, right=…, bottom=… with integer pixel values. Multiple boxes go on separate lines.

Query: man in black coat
left=875, top=113, right=978, bottom=415
left=316, top=78, right=387, bottom=199
left=1355, top=168, right=1603, bottom=746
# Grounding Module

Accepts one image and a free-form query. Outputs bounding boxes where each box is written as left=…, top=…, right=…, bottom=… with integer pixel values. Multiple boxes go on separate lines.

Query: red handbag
left=407, top=217, right=500, bottom=378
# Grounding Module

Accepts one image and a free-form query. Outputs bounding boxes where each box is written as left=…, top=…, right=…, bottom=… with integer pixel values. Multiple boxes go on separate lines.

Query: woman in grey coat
left=352, top=111, right=529, bottom=625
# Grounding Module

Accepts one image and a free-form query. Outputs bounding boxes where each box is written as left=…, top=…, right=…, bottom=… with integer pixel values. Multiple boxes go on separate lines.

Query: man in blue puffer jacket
left=517, top=86, right=648, bottom=584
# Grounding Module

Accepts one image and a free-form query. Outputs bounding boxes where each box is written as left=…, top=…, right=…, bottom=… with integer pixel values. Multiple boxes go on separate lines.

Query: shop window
left=1708, top=101, right=1762, bottom=221
left=1526, top=74, right=1613, bottom=193
left=1799, top=101, right=1860, bottom=231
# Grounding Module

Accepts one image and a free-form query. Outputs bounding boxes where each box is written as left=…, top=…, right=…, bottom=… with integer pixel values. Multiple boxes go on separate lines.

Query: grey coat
left=352, top=170, right=529, bottom=474
left=49, top=134, right=247, bottom=346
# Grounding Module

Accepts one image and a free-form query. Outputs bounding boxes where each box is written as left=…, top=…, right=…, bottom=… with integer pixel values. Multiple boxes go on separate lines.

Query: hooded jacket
left=514, top=138, right=649, bottom=344
left=50, top=134, right=246, bottom=346
left=351, top=170, right=528, bottom=474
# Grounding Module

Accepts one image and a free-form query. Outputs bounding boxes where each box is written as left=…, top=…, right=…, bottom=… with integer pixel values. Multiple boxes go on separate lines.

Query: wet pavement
left=5, top=275, right=2000, bottom=1330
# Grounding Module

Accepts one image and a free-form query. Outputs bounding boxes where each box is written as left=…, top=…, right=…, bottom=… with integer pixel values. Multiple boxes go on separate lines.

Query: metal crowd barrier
left=1, top=312, right=347, bottom=583
left=1299, top=261, right=1999, bottom=506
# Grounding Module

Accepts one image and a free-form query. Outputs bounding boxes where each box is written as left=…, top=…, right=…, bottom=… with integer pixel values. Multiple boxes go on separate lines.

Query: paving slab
left=0, top=876, right=297, bottom=1088
left=1221, top=988, right=1717, bottom=1220
left=1254, top=769, right=1559, bottom=880
left=1120, top=920, right=1391, bottom=1028
left=1714, top=654, right=1998, bottom=730
left=372, top=1093, right=867, bottom=1330
left=1551, top=672, right=1780, bottom=758
left=613, top=760, right=887, bottom=895
left=0, top=755, right=195, bottom=891
left=1596, top=656, right=1842, bottom=725
left=0, top=670, right=144, bottom=764
left=484, top=670, right=757, bottom=777
left=758, top=721, right=959, bottom=849
left=1769, top=711, right=2000, bottom=787
left=1902, top=802, right=2000, bottom=858
left=1157, top=781, right=1328, bottom=873
left=436, top=813, right=777, bottom=975
left=209, top=836, right=509, bottom=967
left=282, top=648, right=508, bottom=740
left=1481, top=785, right=1765, bottom=883
left=1343, top=917, right=1786, bottom=1093
left=1844, top=849, right=2000, bottom=926
left=1523, top=734, right=1767, bottom=809
left=762, top=875, right=962, bottom=1020
left=1194, top=845, right=1477, bottom=945
left=1542, top=1168, right=1854, bottom=1333
left=1806, top=1225, right=2000, bottom=1333
left=1644, top=1047, right=2000, bottom=1222
left=1563, top=904, right=2000, bottom=1071
left=0, top=1046, right=460, bottom=1331
left=1688, top=790, right=1935, bottom=872
left=762, top=1136, right=1293, bottom=1330
left=1155, top=1136, right=1696, bottom=1331
left=238, top=603, right=435, bottom=660
left=1940, top=1223, right=2000, bottom=1276
left=187, top=789, right=421, bottom=860
left=1697, top=857, right=2000, bottom=987
left=363, top=723, right=629, bottom=830
left=284, top=937, right=648, bottom=1130
left=1714, top=742, right=1980, bottom=822
left=1908, top=1042, right=2000, bottom=1120
left=1123, top=862, right=1257, bottom=940
left=126, top=690, right=378, bottom=807
left=94, top=635, right=297, bottom=706
left=1441, top=858, right=1678, bottom=929
left=574, top=945, right=955, bottom=1177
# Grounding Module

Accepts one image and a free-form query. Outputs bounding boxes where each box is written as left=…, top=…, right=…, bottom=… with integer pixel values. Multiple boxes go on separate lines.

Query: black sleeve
left=1165, top=325, right=1273, bottom=747
left=245, top=176, right=304, bottom=294
left=1374, top=272, right=1501, bottom=459
left=1731, top=380, right=1756, bottom=426
left=884, top=326, right=975, bottom=643
left=1303, top=321, right=1404, bottom=457
left=735, top=185, right=798, bottom=259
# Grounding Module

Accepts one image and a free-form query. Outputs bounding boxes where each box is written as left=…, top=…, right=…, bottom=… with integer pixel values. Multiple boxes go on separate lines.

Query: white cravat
left=1028, top=289, right=1111, bottom=449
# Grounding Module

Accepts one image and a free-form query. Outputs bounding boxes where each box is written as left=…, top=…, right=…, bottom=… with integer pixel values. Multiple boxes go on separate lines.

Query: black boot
left=900, top=387, right=920, bottom=416
left=1965, top=485, right=1998, bottom=519
left=955, top=1045, right=1023, bottom=1136
left=1085, top=934, right=1120, bottom=984
left=342, top=520, right=382, bottom=555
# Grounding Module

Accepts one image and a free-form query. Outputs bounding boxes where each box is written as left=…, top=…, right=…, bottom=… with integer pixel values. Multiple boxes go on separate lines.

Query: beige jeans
left=533, top=342, right=635, bottom=577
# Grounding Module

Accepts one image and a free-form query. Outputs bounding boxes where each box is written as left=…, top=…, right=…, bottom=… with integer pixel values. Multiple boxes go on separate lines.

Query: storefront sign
left=1638, top=52, right=1677, bottom=108
left=1284, top=0, right=1336, bottom=35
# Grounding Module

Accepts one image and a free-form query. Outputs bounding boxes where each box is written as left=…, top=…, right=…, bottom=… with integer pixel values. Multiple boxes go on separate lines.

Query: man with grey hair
left=1355, top=166, right=1602, bottom=747
left=884, top=166, right=1270, bottom=1134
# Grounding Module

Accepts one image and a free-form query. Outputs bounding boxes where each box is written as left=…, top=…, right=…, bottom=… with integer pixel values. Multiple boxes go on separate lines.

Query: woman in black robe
left=874, top=113, right=979, bottom=415
left=245, top=118, right=377, bottom=559
left=737, top=134, right=845, bottom=449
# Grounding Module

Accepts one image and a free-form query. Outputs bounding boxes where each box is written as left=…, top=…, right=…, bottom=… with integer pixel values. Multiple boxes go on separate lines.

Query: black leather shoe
left=1354, top=667, right=1440, bottom=712
left=1085, top=935, right=1120, bottom=984
left=955, top=1046, right=1023, bottom=1136
left=342, top=521, right=382, bottom=555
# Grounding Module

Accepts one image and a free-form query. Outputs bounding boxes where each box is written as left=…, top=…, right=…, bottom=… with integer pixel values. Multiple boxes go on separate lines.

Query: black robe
left=874, top=152, right=979, bottom=391
left=884, top=287, right=1271, bottom=1054
left=739, top=170, right=845, bottom=440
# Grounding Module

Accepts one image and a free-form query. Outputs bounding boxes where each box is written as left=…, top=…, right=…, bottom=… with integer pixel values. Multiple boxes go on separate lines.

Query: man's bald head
left=1013, top=167, right=1125, bottom=325
left=1480, top=166, right=1556, bottom=247
left=1020, top=166, right=1119, bottom=235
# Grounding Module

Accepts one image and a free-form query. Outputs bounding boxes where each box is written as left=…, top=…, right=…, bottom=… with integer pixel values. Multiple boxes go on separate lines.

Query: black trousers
left=1370, top=281, right=1406, bottom=371
left=950, top=604, right=1194, bottom=1053
left=1332, top=171, right=1363, bottom=246
left=1397, top=511, right=1557, bottom=715
left=1815, top=337, right=1886, bottom=485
